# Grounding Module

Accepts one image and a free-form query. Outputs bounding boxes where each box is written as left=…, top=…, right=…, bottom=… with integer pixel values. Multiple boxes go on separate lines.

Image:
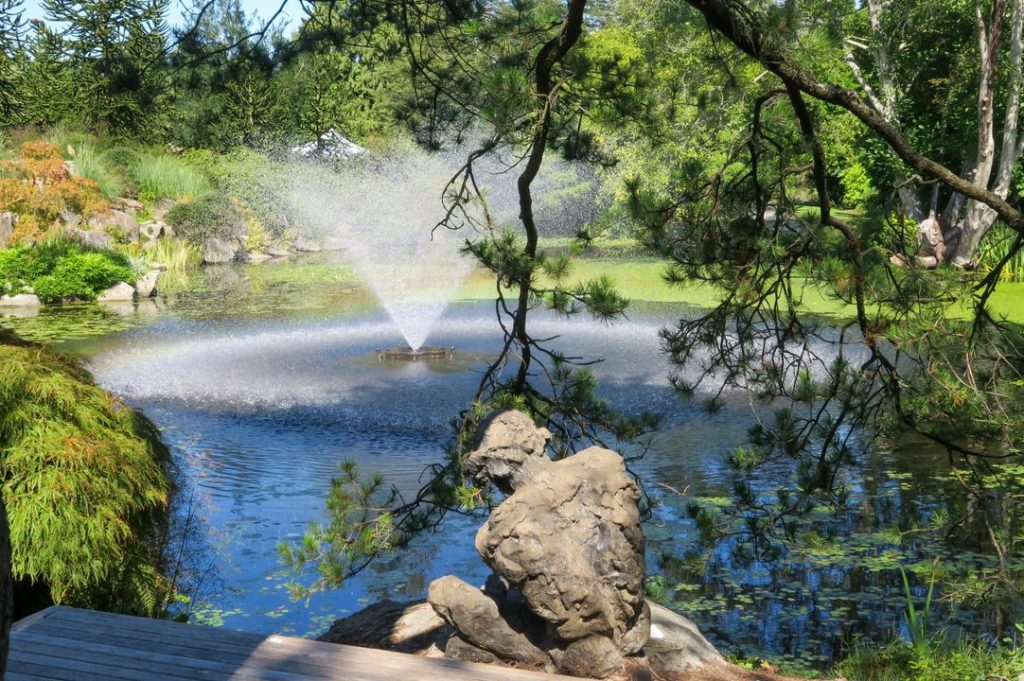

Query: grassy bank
left=458, top=257, right=1024, bottom=324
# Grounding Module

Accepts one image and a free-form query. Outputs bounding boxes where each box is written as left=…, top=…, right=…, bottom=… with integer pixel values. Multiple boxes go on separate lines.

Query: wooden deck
left=8, top=606, right=577, bottom=681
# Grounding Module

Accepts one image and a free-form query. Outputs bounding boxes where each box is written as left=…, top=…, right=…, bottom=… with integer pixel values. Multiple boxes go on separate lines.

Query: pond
left=0, top=253, right=1012, bottom=671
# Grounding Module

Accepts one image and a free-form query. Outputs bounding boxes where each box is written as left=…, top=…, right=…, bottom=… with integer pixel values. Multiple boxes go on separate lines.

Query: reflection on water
left=1, top=257, right=1014, bottom=666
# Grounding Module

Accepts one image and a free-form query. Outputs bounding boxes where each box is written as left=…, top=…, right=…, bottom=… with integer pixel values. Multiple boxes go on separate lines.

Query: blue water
left=4, top=261, right=1007, bottom=669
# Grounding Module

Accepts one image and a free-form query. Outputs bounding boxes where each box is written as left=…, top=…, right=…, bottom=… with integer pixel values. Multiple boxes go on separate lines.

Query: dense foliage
left=0, top=329, right=173, bottom=614
left=0, top=241, right=135, bottom=302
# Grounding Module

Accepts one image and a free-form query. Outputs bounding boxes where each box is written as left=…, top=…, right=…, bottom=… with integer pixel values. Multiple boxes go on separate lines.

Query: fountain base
left=375, top=346, right=454, bottom=361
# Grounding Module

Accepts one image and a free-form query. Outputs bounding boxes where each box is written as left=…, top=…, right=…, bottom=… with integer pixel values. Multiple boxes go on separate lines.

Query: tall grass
left=978, top=223, right=1024, bottom=282
left=147, top=238, right=200, bottom=291
left=132, top=152, right=209, bottom=201
left=71, top=143, right=124, bottom=198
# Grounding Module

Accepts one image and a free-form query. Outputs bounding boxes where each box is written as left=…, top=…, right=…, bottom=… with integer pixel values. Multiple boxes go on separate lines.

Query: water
left=1, top=258, right=1013, bottom=668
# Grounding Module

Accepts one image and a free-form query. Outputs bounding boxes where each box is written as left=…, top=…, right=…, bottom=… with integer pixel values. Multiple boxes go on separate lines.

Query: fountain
left=287, top=148, right=479, bottom=355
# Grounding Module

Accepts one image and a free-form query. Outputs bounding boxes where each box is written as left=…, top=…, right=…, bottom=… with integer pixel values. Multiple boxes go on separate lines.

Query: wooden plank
left=10, top=605, right=58, bottom=632
left=9, top=607, right=587, bottom=681
left=35, top=607, right=579, bottom=681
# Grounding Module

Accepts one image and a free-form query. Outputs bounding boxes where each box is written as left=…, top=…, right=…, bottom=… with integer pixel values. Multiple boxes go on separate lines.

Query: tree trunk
left=0, top=491, right=13, bottom=679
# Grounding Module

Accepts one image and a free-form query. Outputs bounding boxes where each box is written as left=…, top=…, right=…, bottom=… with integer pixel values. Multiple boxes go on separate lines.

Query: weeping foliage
left=0, top=329, right=173, bottom=614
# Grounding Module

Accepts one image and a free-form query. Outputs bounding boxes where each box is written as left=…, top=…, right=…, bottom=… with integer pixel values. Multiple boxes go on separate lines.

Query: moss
left=0, top=328, right=173, bottom=614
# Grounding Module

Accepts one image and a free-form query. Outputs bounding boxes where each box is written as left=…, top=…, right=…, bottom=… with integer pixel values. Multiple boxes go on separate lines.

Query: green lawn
left=457, top=257, right=1024, bottom=324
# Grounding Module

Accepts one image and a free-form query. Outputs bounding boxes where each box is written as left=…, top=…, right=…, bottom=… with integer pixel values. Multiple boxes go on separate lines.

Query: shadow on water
left=2, top=256, right=1019, bottom=668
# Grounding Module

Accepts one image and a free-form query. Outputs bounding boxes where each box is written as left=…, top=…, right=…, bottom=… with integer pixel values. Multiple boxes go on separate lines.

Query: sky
left=19, top=0, right=303, bottom=33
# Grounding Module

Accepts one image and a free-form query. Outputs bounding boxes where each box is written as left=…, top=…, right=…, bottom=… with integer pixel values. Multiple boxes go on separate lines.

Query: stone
left=0, top=293, right=41, bottom=307
left=291, top=234, right=321, bottom=253
left=135, top=270, right=161, bottom=298
left=464, top=410, right=552, bottom=494
left=139, top=221, right=167, bottom=242
left=427, top=575, right=548, bottom=665
left=443, top=636, right=499, bottom=664
left=71, top=229, right=113, bottom=251
left=247, top=252, right=272, bottom=264
left=97, top=282, right=135, bottom=302
left=88, top=210, right=140, bottom=243
left=317, top=600, right=449, bottom=655
left=152, top=198, right=178, bottom=220
left=266, top=246, right=292, bottom=258
left=60, top=209, right=82, bottom=228
left=475, top=445, right=647, bottom=650
left=551, top=635, right=623, bottom=680
left=0, top=212, right=13, bottom=249
left=203, top=238, right=239, bottom=265
left=643, top=601, right=724, bottom=677
left=112, top=197, right=144, bottom=212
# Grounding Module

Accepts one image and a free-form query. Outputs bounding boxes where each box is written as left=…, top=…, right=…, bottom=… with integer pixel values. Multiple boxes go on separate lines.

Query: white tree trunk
left=954, top=0, right=1023, bottom=265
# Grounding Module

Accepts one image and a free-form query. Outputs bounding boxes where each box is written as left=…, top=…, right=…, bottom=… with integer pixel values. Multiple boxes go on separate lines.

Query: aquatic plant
left=901, top=564, right=936, bottom=653
left=0, top=328, right=173, bottom=614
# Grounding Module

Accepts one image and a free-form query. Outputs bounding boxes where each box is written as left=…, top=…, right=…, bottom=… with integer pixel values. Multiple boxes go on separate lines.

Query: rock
left=443, top=636, right=499, bottom=664
left=60, top=210, right=81, bottom=228
left=317, top=600, right=449, bottom=655
left=0, top=212, right=13, bottom=249
left=203, top=238, right=239, bottom=265
left=291, top=235, right=321, bottom=253
left=266, top=246, right=292, bottom=258
left=475, top=445, right=647, bottom=651
left=247, top=252, right=272, bottom=264
left=152, top=198, right=178, bottom=220
left=643, top=601, right=724, bottom=677
left=0, top=293, right=40, bottom=307
left=71, top=229, right=113, bottom=251
left=427, top=575, right=548, bottom=665
left=139, top=221, right=167, bottom=242
left=112, top=197, right=144, bottom=212
left=551, top=635, right=623, bottom=680
left=135, top=270, right=160, bottom=298
left=97, top=282, right=135, bottom=302
left=88, top=210, right=139, bottom=243
left=465, top=410, right=552, bottom=494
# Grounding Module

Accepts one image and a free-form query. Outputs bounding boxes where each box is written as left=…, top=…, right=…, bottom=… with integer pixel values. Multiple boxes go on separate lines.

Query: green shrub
left=165, top=193, right=245, bottom=244
left=837, top=639, right=1024, bottom=681
left=0, top=240, right=135, bottom=302
left=0, top=328, right=173, bottom=614
left=132, top=152, right=210, bottom=202
left=187, top=148, right=291, bottom=236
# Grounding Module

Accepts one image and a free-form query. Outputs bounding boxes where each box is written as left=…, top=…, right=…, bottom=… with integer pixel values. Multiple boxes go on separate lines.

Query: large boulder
left=88, top=210, right=140, bottom=243
left=71, top=229, right=113, bottom=251
left=0, top=212, right=13, bottom=249
left=203, top=238, right=239, bottom=265
left=0, top=293, right=40, bottom=307
left=97, top=282, right=135, bottom=302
